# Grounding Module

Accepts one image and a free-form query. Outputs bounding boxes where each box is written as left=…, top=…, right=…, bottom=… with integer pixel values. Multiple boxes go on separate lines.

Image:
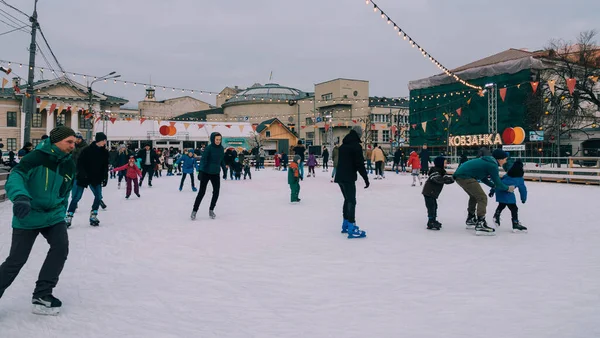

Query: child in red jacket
left=407, top=151, right=422, bottom=187
left=112, top=156, right=142, bottom=199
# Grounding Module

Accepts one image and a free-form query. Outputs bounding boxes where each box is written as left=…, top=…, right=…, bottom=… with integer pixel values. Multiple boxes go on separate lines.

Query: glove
left=364, top=180, right=370, bottom=189
left=102, top=179, right=108, bottom=187
left=13, top=196, right=31, bottom=219
left=443, top=176, right=455, bottom=184
left=488, top=189, right=495, bottom=198
left=507, top=186, right=516, bottom=193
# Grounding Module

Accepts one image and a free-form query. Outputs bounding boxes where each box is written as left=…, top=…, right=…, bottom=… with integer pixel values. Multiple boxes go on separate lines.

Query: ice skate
left=179, top=187, right=183, bottom=191
left=493, top=212, right=501, bottom=227
left=434, top=220, right=443, bottom=228
left=192, top=187, right=197, bottom=192
left=512, top=220, right=528, bottom=233
left=411, top=182, right=416, bottom=187
left=65, top=212, right=74, bottom=228
left=209, top=210, right=216, bottom=219
left=135, top=193, right=140, bottom=198
left=341, top=219, right=349, bottom=234
left=427, top=219, right=441, bottom=231
left=465, top=214, right=477, bottom=229
left=125, top=195, right=130, bottom=199
left=89, top=210, right=100, bottom=226
left=32, top=295, right=61, bottom=316
left=118, top=182, right=121, bottom=189
left=347, top=222, right=366, bottom=239
left=190, top=211, right=197, bottom=220
left=475, top=218, right=495, bottom=236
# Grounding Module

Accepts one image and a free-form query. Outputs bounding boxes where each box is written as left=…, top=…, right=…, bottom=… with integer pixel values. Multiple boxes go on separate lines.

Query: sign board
left=529, top=131, right=544, bottom=141
left=449, top=134, right=502, bottom=147
left=502, top=144, right=525, bottom=151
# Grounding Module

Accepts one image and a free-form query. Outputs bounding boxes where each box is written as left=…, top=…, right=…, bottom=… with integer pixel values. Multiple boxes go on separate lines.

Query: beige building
left=0, top=76, right=127, bottom=150
left=138, top=87, right=211, bottom=118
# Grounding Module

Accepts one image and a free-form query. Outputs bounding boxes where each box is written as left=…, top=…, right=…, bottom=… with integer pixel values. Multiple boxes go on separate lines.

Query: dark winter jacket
left=175, top=154, right=199, bottom=174
left=198, top=132, right=225, bottom=175
left=393, top=149, right=402, bottom=163
left=322, top=149, right=329, bottom=162
left=453, top=156, right=509, bottom=191
left=71, top=139, right=88, bottom=166
left=334, top=130, right=369, bottom=184
left=332, top=146, right=340, bottom=167
left=116, top=149, right=133, bottom=167
left=459, top=154, right=468, bottom=167
left=224, top=149, right=235, bottom=166
left=232, top=161, right=243, bottom=174
left=293, top=145, right=306, bottom=162
left=77, top=141, right=109, bottom=187
left=288, top=162, right=300, bottom=184
left=281, top=153, right=289, bottom=166
left=5, top=141, right=75, bottom=229
left=422, top=167, right=454, bottom=199
left=420, top=149, right=430, bottom=167
left=137, top=148, right=159, bottom=167
left=108, top=149, right=118, bottom=166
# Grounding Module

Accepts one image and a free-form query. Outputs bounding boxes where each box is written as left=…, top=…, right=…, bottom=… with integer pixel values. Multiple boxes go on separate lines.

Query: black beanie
left=49, top=126, right=76, bottom=144
left=507, top=159, right=524, bottom=178
left=95, top=132, right=107, bottom=142
left=492, top=149, right=508, bottom=160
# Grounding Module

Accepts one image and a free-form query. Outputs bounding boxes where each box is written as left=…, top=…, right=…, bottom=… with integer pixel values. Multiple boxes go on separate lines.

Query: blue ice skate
left=341, top=219, right=349, bottom=234
left=347, top=222, right=366, bottom=239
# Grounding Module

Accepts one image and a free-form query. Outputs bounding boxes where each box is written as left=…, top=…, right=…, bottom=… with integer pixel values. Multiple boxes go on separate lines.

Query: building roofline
left=314, top=78, right=369, bottom=86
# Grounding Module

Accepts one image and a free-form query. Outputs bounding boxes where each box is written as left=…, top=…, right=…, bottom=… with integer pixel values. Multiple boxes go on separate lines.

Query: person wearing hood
left=223, top=148, right=234, bottom=180
left=419, top=144, right=431, bottom=177
left=490, top=158, right=528, bottom=232
left=407, top=151, right=422, bottom=186
left=421, top=156, right=455, bottom=230
left=1, top=126, right=76, bottom=315
left=175, top=149, right=199, bottom=192
left=191, top=132, right=225, bottom=220
left=136, top=143, right=159, bottom=187
left=68, top=132, right=109, bottom=227
left=288, top=154, right=302, bottom=202
left=334, top=128, right=370, bottom=239
left=453, top=148, right=515, bottom=236
left=71, top=132, right=87, bottom=165
left=322, top=146, right=329, bottom=172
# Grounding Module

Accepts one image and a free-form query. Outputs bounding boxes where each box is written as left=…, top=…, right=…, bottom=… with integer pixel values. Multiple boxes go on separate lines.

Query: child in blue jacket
left=490, top=159, right=528, bottom=232
left=175, top=149, right=199, bottom=191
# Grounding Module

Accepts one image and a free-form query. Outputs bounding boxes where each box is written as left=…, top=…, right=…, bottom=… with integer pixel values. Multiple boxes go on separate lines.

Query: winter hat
left=293, top=154, right=301, bottom=162
left=235, top=158, right=239, bottom=162
left=492, top=149, right=508, bottom=160
left=95, top=132, right=107, bottom=142
left=49, top=126, right=76, bottom=144
left=506, top=159, right=524, bottom=178
left=119, top=144, right=126, bottom=150
left=433, top=156, right=446, bottom=168
left=75, top=132, right=84, bottom=140
left=41, top=134, right=49, bottom=140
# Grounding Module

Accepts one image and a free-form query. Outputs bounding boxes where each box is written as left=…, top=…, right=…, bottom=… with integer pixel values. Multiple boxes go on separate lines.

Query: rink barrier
left=0, top=171, right=7, bottom=202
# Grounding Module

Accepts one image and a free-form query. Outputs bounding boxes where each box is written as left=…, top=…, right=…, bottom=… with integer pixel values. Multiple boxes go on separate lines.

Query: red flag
left=49, top=103, right=57, bottom=115
left=13, top=85, right=20, bottom=94
left=35, top=97, right=41, bottom=104
left=110, top=117, right=117, bottom=124
left=530, top=81, right=539, bottom=94
left=371, top=124, right=376, bottom=130
left=169, top=121, right=176, bottom=127
left=566, top=78, right=576, bottom=95
left=252, top=124, right=258, bottom=131
left=225, top=124, right=232, bottom=128
left=140, top=117, right=147, bottom=124
left=499, top=88, right=507, bottom=102
left=197, top=123, right=205, bottom=129
left=411, top=124, right=417, bottom=129
left=301, top=126, right=306, bottom=129
left=85, top=113, right=93, bottom=119
left=352, top=119, right=357, bottom=124
left=456, top=107, right=462, bottom=116
left=95, top=117, right=102, bottom=123
left=324, top=124, right=330, bottom=132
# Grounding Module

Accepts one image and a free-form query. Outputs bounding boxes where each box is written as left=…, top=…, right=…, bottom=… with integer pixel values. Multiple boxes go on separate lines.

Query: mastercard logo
left=502, top=127, right=525, bottom=145
left=159, top=125, right=177, bottom=136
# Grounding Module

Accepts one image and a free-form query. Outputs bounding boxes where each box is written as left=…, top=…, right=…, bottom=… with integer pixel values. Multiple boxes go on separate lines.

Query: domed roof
left=223, top=83, right=306, bottom=106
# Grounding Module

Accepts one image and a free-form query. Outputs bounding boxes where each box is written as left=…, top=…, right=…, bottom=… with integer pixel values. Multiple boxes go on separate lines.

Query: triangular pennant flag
left=467, top=98, right=472, bottom=105
left=35, top=97, right=41, bottom=104
left=352, top=119, right=357, bottom=124
left=211, top=124, right=217, bottom=129
left=588, top=76, right=599, bottom=83
left=197, top=123, right=205, bottom=129
left=140, top=117, right=147, bottom=124
left=337, top=123, right=343, bottom=127
left=48, top=103, right=57, bottom=115
left=391, top=125, right=397, bottom=134
left=548, top=80, right=556, bottom=95
left=125, top=117, right=132, bottom=121
left=345, top=122, right=349, bottom=127
left=411, top=124, right=417, bottom=129
left=421, top=122, right=427, bottom=133
left=443, top=113, right=449, bottom=121
left=1, top=78, right=7, bottom=89
left=39, top=101, right=48, bottom=111
left=13, top=85, right=20, bottom=94
left=95, top=117, right=102, bottom=123
left=110, top=117, right=117, bottom=124
left=361, top=122, right=366, bottom=129
left=566, top=78, right=576, bottom=95
left=85, top=113, right=93, bottom=119
left=57, top=105, right=64, bottom=115
left=238, top=125, right=244, bottom=133
left=314, top=125, right=319, bottom=129
left=371, top=124, right=376, bottom=130
left=381, top=125, right=387, bottom=130
left=499, top=88, right=507, bottom=102
left=225, top=124, right=232, bottom=128
left=301, top=126, right=306, bottom=129
left=252, top=124, right=257, bottom=131
left=183, top=123, right=190, bottom=130
left=324, top=124, right=330, bottom=132
left=531, top=81, right=539, bottom=94
left=478, top=90, right=485, bottom=97
left=157, top=120, right=162, bottom=125
left=456, top=107, right=462, bottom=116
left=169, top=121, right=176, bottom=127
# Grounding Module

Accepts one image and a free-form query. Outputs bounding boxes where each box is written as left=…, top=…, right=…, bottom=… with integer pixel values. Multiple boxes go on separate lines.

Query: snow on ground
left=0, top=169, right=599, bottom=338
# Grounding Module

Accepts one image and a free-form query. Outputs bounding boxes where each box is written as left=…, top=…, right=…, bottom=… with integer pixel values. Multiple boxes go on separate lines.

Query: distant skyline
left=1, top=0, right=598, bottom=108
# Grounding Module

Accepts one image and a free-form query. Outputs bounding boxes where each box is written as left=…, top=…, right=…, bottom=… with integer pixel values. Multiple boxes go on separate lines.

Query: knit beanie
left=506, top=159, right=524, bottom=178
left=492, top=149, right=508, bottom=160
left=49, top=126, right=76, bottom=144
left=433, top=156, right=446, bottom=168
left=95, top=132, right=107, bottom=142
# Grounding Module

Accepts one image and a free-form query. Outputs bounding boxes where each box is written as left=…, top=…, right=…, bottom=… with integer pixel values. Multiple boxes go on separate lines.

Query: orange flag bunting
left=530, top=81, right=539, bottom=94
left=443, top=113, right=449, bottom=121
left=49, top=103, right=57, bottom=115
left=57, top=105, right=64, bottom=115
left=1, top=78, right=7, bottom=89
left=125, top=117, right=132, bottom=121
left=467, top=98, right=472, bottom=105
left=478, top=90, right=485, bottom=97
left=252, top=124, right=257, bottom=131
left=85, top=113, right=92, bottom=119
left=456, top=107, right=462, bottom=116
left=169, top=121, right=176, bottom=127
left=110, top=117, right=117, bottom=124
left=421, top=122, right=427, bottom=133
left=225, top=124, right=232, bottom=128
left=499, top=88, right=507, bottom=102
left=211, top=124, right=217, bottom=129
left=197, top=123, right=205, bottom=129
left=183, top=123, right=190, bottom=130
left=140, top=117, right=147, bottom=124
left=238, top=125, right=244, bottom=133
left=39, top=101, right=48, bottom=111
left=548, top=80, right=556, bottom=95
left=588, top=76, right=598, bottom=83
left=566, top=78, right=576, bottom=95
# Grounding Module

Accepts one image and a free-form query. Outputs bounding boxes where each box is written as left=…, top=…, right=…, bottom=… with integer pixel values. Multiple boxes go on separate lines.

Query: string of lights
left=364, top=0, right=482, bottom=90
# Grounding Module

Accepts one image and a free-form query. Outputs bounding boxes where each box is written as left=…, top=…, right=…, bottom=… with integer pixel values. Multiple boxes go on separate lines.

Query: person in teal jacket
left=453, top=149, right=515, bottom=235
left=0, top=126, right=77, bottom=315
left=490, top=159, right=528, bottom=232
left=191, top=132, right=224, bottom=220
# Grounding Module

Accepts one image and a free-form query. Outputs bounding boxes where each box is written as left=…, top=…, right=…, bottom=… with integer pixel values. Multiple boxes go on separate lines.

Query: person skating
left=419, top=144, right=431, bottom=178
left=334, top=128, right=370, bottom=239
left=371, top=143, right=385, bottom=179
left=453, top=149, right=515, bottom=236
left=136, top=143, right=159, bottom=187
left=281, top=152, right=288, bottom=171
left=288, top=155, right=301, bottom=203
left=111, top=156, right=142, bottom=199
left=330, top=142, right=339, bottom=183
left=490, top=159, right=528, bottom=233
left=421, top=156, right=455, bottom=230
left=232, top=158, right=243, bottom=180
left=0, top=126, right=76, bottom=315
left=393, top=147, right=402, bottom=174
left=322, top=146, right=329, bottom=172
left=108, top=146, right=118, bottom=179
left=243, top=158, right=252, bottom=180
left=407, top=151, right=422, bottom=186
left=306, top=152, right=318, bottom=177
left=175, top=149, right=199, bottom=192
left=70, top=132, right=109, bottom=226
left=191, top=132, right=224, bottom=220
left=115, top=144, right=132, bottom=188
left=365, top=145, right=373, bottom=174
left=293, top=140, right=306, bottom=179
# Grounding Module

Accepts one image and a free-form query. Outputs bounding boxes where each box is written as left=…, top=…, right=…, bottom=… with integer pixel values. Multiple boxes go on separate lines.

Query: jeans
left=118, top=171, right=126, bottom=183
left=0, top=222, right=69, bottom=299
left=375, top=161, right=384, bottom=176
left=89, top=184, right=103, bottom=211
left=193, top=173, right=221, bottom=211
left=299, top=162, right=304, bottom=179
left=331, top=167, right=337, bottom=179
left=67, top=181, right=85, bottom=213
left=338, top=182, right=357, bottom=223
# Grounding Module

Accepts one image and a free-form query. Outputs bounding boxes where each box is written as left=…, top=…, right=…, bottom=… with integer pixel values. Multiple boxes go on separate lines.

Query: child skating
left=232, top=158, right=243, bottom=180
left=421, top=156, right=455, bottom=230
left=288, top=155, right=301, bottom=203
left=175, top=149, right=199, bottom=192
left=490, top=159, right=528, bottom=233
left=111, top=156, right=142, bottom=199
left=407, top=151, right=422, bottom=186
left=243, top=158, right=252, bottom=180
left=306, top=152, right=318, bottom=177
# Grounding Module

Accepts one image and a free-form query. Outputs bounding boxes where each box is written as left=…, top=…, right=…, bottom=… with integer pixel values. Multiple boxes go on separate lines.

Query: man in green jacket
left=0, top=126, right=76, bottom=315
left=453, top=148, right=514, bottom=236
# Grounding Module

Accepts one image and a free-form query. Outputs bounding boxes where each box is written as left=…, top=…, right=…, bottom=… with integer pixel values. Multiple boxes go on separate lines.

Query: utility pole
left=23, top=0, right=39, bottom=144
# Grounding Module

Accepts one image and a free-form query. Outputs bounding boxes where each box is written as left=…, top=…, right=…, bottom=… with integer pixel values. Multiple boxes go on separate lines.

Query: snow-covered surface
left=0, top=170, right=598, bottom=338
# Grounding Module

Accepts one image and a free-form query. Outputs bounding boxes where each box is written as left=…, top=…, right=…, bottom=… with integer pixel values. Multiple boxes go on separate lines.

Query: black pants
left=323, top=159, right=329, bottom=170
left=375, top=161, right=384, bottom=176
left=180, top=173, right=196, bottom=189
left=0, top=222, right=69, bottom=299
left=141, top=165, right=154, bottom=185
left=338, top=182, right=357, bottom=223
left=424, top=195, right=438, bottom=219
left=496, top=203, right=519, bottom=220
left=420, top=164, right=429, bottom=176
left=193, top=173, right=221, bottom=211
left=244, top=168, right=251, bottom=179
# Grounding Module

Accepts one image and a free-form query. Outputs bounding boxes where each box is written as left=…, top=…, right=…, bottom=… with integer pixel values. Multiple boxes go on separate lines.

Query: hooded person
left=175, top=149, right=199, bottom=191
left=421, top=156, right=455, bottom=230
left=334, top=128, right=370, bottom=238
left=490, top=158, right=528, bottom=232
left=1, top=126, right=76, bottom=315
left=453, top=148, right=515, bottom=236
left=191, top=132, right=225, bottom=220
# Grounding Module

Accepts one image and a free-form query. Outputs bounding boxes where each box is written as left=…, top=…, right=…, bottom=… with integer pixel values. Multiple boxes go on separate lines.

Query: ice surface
left=0, top=169, right=599, bottom=338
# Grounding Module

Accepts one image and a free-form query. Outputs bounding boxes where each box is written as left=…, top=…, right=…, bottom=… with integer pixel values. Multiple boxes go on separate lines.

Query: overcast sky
left=1, top=0, right=598, bottom=108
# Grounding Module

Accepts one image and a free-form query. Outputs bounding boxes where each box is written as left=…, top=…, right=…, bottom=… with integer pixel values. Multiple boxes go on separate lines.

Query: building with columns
left=0, top=76, right=128, bottom=150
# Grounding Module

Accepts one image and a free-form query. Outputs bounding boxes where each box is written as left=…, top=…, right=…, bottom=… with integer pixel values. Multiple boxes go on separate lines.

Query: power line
left=0, top=8, right=28, bottom=26
left=0, top=24, right=27, bottom=36
left=0, top=0, right=29, bottom=18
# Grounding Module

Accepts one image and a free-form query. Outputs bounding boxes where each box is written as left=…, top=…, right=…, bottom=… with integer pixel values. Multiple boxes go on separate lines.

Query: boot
left=465, top=214, right=477, bottom=229
left=493, top=211, right=501, bottom=227
left=347, top=222, right=366, bottom=239
left=341, top=219, right=349, bottom=234
left=427, top=219, right=441, bottom=231
left=190, top=211, right=197, bottom=220
left=89, top=210, right=100, bottom=226
left=512, top=219, right=528, bottom=233
left=192, top=187, right=197, bottom=192
left=209, top=210, right=216, bottom=219
left=32, top=295, right=62, bottom=316
left=475, top=217, right=495, bottom=236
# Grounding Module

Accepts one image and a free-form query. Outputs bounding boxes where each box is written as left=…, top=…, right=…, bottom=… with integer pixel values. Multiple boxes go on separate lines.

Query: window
left=79, top=112, right=91, bottom=129
left=7, top=111, right=17, bottom=127
left=56, top=114, right=66, bottom=126
left=7, top=138, right=16, bottom=150
left=33, top=112, right=42, bottom=128
left=266, top=130, right=271, bottom=138
left=321, top=93, right=333, bottom=101
left=32, top=139, right=42, bottom=147
left=306, top=132, right=315, bottom=139
left=371, top=130, right=378, bottom=143
left=305, top=117, right=313, bottom=125
left=382, top=130, right=390, bottom=143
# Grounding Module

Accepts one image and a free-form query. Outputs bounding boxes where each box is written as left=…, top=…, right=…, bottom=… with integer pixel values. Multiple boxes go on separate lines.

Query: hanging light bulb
left=373, top=5, right=377, bottom=12
left=366, top=0, right=370, bottom=4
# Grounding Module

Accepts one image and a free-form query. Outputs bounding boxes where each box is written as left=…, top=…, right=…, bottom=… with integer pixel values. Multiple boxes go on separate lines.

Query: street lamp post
left=87, top=72, right=120, bottom=141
